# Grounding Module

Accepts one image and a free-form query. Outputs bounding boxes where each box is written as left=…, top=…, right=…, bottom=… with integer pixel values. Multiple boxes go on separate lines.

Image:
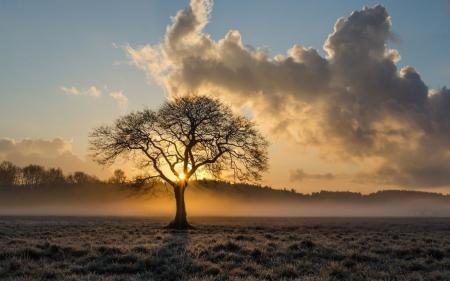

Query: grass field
left=0, top=217, right=449, bottom=281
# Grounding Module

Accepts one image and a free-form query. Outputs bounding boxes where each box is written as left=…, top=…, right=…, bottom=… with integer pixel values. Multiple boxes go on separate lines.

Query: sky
left=1, top=0, right=450, bottom=194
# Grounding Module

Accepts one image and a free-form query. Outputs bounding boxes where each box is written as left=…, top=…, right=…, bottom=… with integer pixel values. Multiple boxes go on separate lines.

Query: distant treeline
left=1, top=161, right=448, bottom=202
left=0, top=161, right=125, bottom=188
left=195, top=179, right=450, bottom=202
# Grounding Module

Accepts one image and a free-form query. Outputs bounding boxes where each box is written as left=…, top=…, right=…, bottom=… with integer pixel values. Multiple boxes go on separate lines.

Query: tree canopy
left=90, top=95, right=268, bottom=186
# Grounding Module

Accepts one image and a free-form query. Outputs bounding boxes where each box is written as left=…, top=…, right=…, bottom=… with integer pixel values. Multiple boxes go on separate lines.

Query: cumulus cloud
left=61, top=86, right=102, bottom=97
left=0, top=138, right=108, bottom=177
left=109, top=91, right=128, bottom=109
left=125, top=1, right=450, bottom=188
left=290, top=169, right=335, bottom=182
left=60, top=86, right=80, bottom=95
left=61, top=85, right=130, bottom=111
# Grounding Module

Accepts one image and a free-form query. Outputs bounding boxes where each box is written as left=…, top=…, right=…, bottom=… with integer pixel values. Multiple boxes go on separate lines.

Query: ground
left=0, top=217, right=449, bottom=281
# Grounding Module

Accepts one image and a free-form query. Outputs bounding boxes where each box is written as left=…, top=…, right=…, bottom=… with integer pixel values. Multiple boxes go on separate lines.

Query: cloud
left=61, top=85, right=129, bottom=110
left=60, top=86, right=102, bottom=97
left=60, top=86, right=80, bottom=95
left=290, top=169, right=335, bottom=182
left=85, top=86, right=102, bottom=97
left=109, top=91, right=128, bottom=109
left=0, top=138, right=108, bottom=177
left=125, top=1, right=450, bottom=188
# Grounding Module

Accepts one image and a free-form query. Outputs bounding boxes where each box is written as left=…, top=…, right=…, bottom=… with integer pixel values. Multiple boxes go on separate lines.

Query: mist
left=1, top=182, right=448, bottom=217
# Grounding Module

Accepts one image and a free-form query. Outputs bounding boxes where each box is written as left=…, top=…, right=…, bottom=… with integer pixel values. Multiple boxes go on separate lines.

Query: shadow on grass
left=150, top=230, right=192, bottom=281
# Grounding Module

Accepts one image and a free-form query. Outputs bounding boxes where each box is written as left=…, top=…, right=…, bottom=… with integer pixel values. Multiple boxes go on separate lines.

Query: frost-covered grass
left=0, top=217, right=449, bottom=281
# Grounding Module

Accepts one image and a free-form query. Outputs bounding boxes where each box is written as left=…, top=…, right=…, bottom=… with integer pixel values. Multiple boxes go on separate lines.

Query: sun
left=178, top=172, right=186, bottom=181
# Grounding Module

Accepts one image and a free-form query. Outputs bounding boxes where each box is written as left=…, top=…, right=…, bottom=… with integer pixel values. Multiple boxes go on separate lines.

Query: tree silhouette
left=0, top=161, right=104, bottom=188
left=0, top=161, right=19, bottom=187
left=109, top=169, right=127, bottom=184
left=89, top=95, right=268, bottom=228
left=66, top=171, right=99, bottom=185
left=22, top=164, right=45, bottom=187
left=44, top=168, right=66, bottom=185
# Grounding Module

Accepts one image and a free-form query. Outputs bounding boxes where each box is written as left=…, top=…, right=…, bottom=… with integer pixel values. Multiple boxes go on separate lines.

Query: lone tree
left=89, top=96, right=268, bottom=229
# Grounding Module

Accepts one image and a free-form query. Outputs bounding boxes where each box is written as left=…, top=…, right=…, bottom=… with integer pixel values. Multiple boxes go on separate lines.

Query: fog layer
left=1, top=183, right=448, bottom=217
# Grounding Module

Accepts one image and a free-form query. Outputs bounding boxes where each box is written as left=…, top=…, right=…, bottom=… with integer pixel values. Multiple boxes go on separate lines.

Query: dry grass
left=0, top=217, right=449, bottom=280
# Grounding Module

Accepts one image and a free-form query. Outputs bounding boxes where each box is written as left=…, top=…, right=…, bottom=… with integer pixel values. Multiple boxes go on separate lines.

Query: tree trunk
left=167, top=183, right=192, bottom=229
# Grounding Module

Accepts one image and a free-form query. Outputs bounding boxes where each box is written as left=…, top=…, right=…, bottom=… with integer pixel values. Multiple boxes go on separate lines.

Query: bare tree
left=44, top=168, right=66, bottom=185
left=22, top=164, right=45, bottom=188
left=89, top=95, right=268, bottom=229
left=66, top=171, right=99, bottom=185
left=0, top=161, right=19, bottom=187
left=109, top=169, right=127, bottom=184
